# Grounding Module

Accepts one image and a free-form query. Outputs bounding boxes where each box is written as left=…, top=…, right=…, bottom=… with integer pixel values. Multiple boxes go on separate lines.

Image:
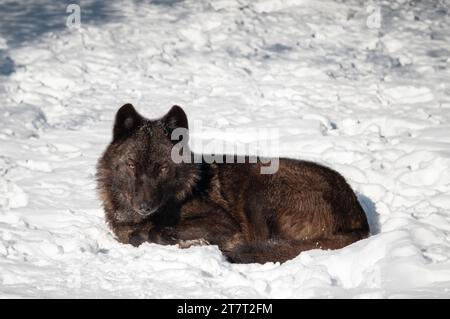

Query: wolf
left=96, top=104, right=369, bottom=263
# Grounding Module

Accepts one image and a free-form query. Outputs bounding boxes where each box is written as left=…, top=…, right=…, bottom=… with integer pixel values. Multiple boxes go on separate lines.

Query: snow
left=0, top=0, right=450, bottom=298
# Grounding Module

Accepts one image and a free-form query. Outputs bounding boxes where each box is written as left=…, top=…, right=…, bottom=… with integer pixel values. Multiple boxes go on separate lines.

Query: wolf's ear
left=113, top=103, right=143, bottom=141
left=161, top=105, right=188, bottom=141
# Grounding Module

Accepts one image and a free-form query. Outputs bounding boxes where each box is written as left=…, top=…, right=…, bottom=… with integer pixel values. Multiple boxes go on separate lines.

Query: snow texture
left=0, top=0, right=450, bottom=298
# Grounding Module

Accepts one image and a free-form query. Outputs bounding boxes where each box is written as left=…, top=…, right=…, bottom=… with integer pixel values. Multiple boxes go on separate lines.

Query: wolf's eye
left=160, top=165, right=168, bottom=174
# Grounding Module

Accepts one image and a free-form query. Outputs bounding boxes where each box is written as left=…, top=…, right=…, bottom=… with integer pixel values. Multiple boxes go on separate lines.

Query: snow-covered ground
left=1, top=0, right=450, bottom=298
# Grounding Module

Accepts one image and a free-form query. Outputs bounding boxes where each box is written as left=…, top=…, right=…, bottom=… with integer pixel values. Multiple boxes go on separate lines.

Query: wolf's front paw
left=128, top=230, right=149, bottom=247
left=177, top=238, right=210, bottom=249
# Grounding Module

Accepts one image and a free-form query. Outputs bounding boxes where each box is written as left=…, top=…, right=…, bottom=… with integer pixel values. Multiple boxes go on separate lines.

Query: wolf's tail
left=224, top=231, right=368, bottom=264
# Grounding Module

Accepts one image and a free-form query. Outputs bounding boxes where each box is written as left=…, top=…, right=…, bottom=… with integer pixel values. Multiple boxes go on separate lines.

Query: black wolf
left=96, top=104, right=369, bottom=263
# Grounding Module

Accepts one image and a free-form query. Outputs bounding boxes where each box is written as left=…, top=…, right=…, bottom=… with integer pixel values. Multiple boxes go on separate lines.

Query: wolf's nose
left=140, top=203, right=151, bottom=211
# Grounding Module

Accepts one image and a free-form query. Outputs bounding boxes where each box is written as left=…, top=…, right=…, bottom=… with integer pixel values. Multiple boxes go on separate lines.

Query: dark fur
left=96, top=104, right=369, bottom=263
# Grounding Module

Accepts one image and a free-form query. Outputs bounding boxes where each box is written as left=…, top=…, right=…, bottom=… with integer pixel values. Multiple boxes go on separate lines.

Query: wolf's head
left=97, top=104, right=198, bottom=224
